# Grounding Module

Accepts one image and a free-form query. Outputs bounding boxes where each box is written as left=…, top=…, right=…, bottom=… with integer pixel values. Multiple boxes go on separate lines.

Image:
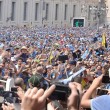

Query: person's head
left=100, top=55, right=104, bottom=60
left=68, top=60, right=76, bottom=69
left=26, top=57, right=32, bottom=64
left=89, top=60, right=94, bottom=66
left=17, top=58, right=23, bottom=65
left=46, top=65, right=53, bottom=74
left=6, top=48, right=11, bottom=54
left=28, top=75, right=40, bottom=89
left=76, top=61, right=83, bottom=67
left=96, top=65, right=102, bottom=71
left=36, top=65, right=44, bottom=74
left=4, top=61, right=11, bottom=69
left=14, top=78, right=24, bottom=89
left=43, top=66, right=47, bottom=74
left=52, top=63, right=58, bottom=69
left=21, top=46, right=28, bottom=54
left=98, top=42, right=103, bottom=48
left=14, top=47, right=20, bottom=53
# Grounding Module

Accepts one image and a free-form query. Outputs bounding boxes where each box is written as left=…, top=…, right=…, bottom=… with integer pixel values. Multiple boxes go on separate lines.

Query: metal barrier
left=0, top=78, right=14, bottom=91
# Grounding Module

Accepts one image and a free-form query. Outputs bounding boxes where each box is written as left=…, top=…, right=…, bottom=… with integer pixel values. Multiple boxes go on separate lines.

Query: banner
left=102, top=33, right=107, bottom=48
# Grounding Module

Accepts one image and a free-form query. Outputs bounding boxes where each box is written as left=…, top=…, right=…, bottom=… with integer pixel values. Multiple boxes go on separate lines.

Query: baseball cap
left=5, top=48, right=11, bottom=51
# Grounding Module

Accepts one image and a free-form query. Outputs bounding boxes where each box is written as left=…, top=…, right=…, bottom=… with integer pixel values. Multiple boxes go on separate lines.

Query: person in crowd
left=14, top=77, right=24, bottom=90
left=0, top=26, right=109, bottom=110
left=20, top=82, right=82, bottom=110
left=16, top=46, right=29, bottom=63
left=65, top=60, right=76, bottom=77
left=81, top=74, right=110, bottom=110
left=15, top=58, right=25, bottom=75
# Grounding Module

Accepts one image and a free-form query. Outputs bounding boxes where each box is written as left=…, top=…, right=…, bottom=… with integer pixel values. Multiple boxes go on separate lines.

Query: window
left=45, top=3, right=49, bottom=20
left=64, top=4, right=68, bottom=20
left=88, top=6, right=91, bottom=20
left=11, top=2, right=16, bottom=21
left=42, top=1, right=45, bottom=10
left=35, top=3, right=39, bottom=21
left=55, top=4, right=59, bottom=20
left=93, top=6, right=97, bottom=20
left=0, top=1, right=2, bottom=21
left=73, top=5, right=76, bottom=17
left=23, top=2, right=28, bottom=21
left=94, top=12, right=97, bottom=20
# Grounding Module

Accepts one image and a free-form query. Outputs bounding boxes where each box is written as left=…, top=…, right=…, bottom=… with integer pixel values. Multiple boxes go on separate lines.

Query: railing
left=0, top=78, right=14, bottom=91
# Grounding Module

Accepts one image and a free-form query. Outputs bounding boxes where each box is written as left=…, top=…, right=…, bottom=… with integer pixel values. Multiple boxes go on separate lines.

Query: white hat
left=46, top=65, right=52, bottom=68
left=21, top=46, right=28, bottom=50
left=11, top=57, right=16, bottom=62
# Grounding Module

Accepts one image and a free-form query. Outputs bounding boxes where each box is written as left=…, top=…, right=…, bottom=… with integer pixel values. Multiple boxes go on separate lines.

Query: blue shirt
left=20, top=53, right=29, bottom=63
left=91, top=95, right=110, bottom=110
left=81, top=50, right=89, bottom=59
left=19, top=73, right=29, bottom=84
left=66, top=44, right=74, bottom=51
left=31, top=51, right=37, bottom=59
left=42, top=73, right=49, bottom=86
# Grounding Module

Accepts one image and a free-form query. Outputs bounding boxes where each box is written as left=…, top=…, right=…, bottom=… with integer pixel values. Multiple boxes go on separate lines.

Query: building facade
left=105, top=0, right=110, bottom=25
left=0, top=0, right=106, bottom=27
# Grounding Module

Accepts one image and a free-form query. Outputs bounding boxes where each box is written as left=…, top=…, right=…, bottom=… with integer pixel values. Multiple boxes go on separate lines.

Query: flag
left=49, top=51, right=54, bottom=64
left=81, top=78, right=88, bottom=89
left=102, top=33, right=107, bottom=48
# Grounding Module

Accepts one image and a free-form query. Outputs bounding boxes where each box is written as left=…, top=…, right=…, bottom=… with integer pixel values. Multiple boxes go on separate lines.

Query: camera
left=41, top=82, right=71, bottom=101
left=58, top=55, right=68, bottom=63
left=97, top=89, right=108, bottom=95
left=102, top=75, right=110, bottom=83
left=11, top=87, right=17, bottom=92
left=49, top=82, right=71, bottom=101
left=0, top=87, right=20, bottom=104
left=33, top=74, right=71, bottom=101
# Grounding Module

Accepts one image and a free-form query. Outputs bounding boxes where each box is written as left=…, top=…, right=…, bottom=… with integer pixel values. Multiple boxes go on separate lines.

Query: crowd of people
left=0, top=26, right=110, bottom=110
